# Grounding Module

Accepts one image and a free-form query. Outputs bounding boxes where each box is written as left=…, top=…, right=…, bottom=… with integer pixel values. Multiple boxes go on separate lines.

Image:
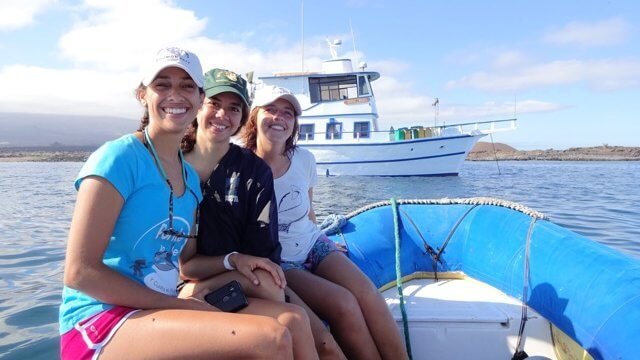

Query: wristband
left=223, top=252, right=238, bottom=270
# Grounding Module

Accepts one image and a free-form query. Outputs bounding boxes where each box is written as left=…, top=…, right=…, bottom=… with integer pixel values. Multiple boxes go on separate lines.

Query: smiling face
left=256, top=98, right=297, bottom=145
left=196, top=92, right=244, bottom=144
left=138, top=67, right=203, bottom=134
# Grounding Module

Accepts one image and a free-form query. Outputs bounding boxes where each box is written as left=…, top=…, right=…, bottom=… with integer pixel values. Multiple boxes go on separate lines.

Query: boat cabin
left=258, top=50, right=386, bottom=144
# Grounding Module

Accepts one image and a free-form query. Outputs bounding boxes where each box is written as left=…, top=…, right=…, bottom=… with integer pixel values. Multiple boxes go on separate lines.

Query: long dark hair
left=240, top=106, right=298, bottom=156
left=135, top=83, right=150, bottom=131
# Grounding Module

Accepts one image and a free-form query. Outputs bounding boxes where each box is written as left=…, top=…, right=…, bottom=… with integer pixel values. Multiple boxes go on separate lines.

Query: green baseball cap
left=203, top=68, right=250, bottom=108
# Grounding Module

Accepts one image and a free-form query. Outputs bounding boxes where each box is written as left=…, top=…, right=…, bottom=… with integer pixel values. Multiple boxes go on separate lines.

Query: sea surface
left=1, top=160, right=639, bottom=359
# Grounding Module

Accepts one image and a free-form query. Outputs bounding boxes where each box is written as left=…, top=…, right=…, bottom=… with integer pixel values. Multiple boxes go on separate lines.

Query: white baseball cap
left=251, top=85, right=302, bottom=116
left=141, top=47, right=204, bottom=87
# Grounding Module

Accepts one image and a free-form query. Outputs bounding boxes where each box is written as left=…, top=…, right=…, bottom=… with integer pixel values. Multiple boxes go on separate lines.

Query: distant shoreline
left=0, top=150, right=91, bottom=162
left=1, top=144, right=639, bottom=162
left=468, top=143, right=640, bottom=161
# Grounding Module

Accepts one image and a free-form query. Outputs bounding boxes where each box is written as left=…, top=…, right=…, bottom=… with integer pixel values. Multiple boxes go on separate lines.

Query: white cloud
left=492, top=51, right=530, bottom=69
left=59, top=0, right=207, bottom=71
left=446, top=58, right=640, bottom=92
left=371, top=75, right=554, bottom=129
left=543, top=17, right=630, bottom=47
left=0, top=0, right=572, bottom=130
left=0, top=0, right=57, bottom=31
left=0, top=64, right=140, bottom=117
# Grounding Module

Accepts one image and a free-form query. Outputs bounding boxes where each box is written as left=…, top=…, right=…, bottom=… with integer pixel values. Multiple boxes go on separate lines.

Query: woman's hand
left=229, top=253, right=286, bottom=289
left=180, top=285, right=223, bottom=312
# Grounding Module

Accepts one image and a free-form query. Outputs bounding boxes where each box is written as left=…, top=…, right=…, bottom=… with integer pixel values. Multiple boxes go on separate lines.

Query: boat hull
left=302, top=134, right=484, bottom=176
left=328, top=199, right=640, bottom=360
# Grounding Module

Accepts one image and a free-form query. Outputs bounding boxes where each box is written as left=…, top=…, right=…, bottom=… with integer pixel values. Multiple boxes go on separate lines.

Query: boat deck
left=382, top=276, right=557, bottom=360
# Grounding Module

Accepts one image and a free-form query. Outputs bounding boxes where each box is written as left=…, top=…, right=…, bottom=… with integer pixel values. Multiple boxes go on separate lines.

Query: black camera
left=204, top=280, right=249, bottom=313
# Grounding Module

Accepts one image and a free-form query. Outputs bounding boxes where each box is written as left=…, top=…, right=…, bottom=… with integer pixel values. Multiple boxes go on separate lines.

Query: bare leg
left=180, top=274, right=317, bottom=360
left=100, top=309, right=292, bottom=359
left=285, top=287, right=347, bottom=360
left=239, top=297, right=319, bottom=360
left=316, top=252, right=408, bottom=360
left=286, top=269, right=381, bottom=360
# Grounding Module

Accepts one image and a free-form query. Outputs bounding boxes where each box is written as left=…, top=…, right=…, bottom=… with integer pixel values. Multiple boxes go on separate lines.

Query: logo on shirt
left=130, top=219, right=189, bottom=296
left=277, top=185, right=308, bottom=233
left=225, top=171, right=240, bottom=204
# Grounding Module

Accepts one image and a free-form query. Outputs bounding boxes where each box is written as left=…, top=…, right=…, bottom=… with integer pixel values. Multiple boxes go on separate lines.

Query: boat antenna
left=432, top=97, right=439, bottom=128
left=301, top=0, right=304, bottom=72
left=350, top=18, right=358, bottom=67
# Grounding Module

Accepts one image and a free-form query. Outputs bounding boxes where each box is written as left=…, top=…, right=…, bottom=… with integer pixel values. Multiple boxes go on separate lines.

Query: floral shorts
left=281, top=234, right=342, bottom=273
left=60, top=306, right=139, bottom=360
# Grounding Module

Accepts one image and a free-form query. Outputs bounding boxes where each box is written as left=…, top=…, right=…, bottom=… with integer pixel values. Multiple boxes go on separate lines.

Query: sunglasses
left=163, top=181, right=200, bottom=239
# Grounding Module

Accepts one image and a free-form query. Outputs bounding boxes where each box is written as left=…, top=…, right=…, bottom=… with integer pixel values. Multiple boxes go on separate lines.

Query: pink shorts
left=60, top=306, right=139, bottom=360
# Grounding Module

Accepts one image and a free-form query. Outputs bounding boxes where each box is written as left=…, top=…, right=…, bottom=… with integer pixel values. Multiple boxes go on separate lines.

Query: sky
left=0, top=0, right=639, bottom=150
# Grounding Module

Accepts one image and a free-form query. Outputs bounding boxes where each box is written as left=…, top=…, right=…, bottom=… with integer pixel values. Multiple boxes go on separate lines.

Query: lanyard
left=143, top=127, right=187, bottom=192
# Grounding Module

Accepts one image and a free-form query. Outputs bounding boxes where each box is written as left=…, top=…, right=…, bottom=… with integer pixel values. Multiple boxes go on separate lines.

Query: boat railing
left=297, top=118, right=516, bottom=143
left=439, top=118, right=517, bottom=135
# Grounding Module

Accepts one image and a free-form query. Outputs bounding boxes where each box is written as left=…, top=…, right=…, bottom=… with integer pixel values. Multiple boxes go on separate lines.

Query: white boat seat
left=382, top=277, right=557, bottom=360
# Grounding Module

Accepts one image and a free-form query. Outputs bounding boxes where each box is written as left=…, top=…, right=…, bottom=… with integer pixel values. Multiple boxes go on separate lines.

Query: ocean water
left=0, top=160, right=638, bottom=359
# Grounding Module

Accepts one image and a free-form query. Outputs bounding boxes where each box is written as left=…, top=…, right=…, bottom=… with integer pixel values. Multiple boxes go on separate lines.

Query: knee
left=249, top=269, right=285, bottom=301
left=278, top=303, right=311, bottom=330
left=264, top=320, right=294, bottom=357
left=349, top=276, right=380, bottom=301
left=329, top=289, right=361, bottom=321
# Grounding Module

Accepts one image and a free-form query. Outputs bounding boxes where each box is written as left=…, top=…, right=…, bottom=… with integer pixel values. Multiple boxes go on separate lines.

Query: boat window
left=299, top=124, right=315, bottom=140
left=326, top=122, right=343, bottom=140
left=353, top=122, right=370, bottom=139
left=357, top=76, right=371, bottom=96
left=309, top=76, right=358, bottom=103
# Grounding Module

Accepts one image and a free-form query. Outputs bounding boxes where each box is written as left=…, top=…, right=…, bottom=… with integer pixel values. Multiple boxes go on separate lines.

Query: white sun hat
left=251, top=85, right=302, bottom=116
left=141, top=47, right=204, bottom=87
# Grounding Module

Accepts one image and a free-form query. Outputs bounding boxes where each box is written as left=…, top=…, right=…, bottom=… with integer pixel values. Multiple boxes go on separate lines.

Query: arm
left=180, top=198, right=284, bottom=287
left=182, top=160, right=285, bottom=286
left=308, top=188, right=317, bottom=224
left=64, top=176, right=210, bottom=311
left=179, top=250, right=228, bottom=281
left=180, top=249, right=286, bottom=288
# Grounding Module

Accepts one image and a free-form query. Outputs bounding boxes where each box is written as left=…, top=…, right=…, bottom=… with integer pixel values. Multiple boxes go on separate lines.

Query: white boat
left=324, top=198, right=639, bottom=360
left=258, top=42, right=516, bottom=176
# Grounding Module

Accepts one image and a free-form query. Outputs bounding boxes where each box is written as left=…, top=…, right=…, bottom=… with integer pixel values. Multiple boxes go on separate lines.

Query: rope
left=391, top=197, right=413, bottom=360
left=398, top=208, right=440, bottom=279
left=433, top=204, right=479, bottom=269
left=489, top=133, right=502, bottom=175
left=346, top=197, right=547, bottom=220
left=511, top=217, right=538, bottom=360
left=319, top=213, right=347, bottom=235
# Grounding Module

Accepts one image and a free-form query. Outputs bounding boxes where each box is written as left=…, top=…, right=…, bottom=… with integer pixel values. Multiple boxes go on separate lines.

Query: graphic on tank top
left=277, top=185, right=308, bottom=233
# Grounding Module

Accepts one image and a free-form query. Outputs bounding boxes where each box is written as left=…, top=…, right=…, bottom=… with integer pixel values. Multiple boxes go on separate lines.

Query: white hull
left=302, top=133, right=484, bottom=176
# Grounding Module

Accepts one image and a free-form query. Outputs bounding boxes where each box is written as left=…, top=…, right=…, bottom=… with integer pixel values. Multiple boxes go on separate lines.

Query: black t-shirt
left=196, top=143, right=281, bottom=263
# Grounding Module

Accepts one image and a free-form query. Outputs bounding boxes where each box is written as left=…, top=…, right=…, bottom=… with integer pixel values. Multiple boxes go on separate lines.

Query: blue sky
left=1, top=0, right=639, bottom=149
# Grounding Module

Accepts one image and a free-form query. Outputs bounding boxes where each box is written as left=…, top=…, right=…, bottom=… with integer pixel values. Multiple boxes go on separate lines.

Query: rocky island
left=468, top=143, right=640, bottom=161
